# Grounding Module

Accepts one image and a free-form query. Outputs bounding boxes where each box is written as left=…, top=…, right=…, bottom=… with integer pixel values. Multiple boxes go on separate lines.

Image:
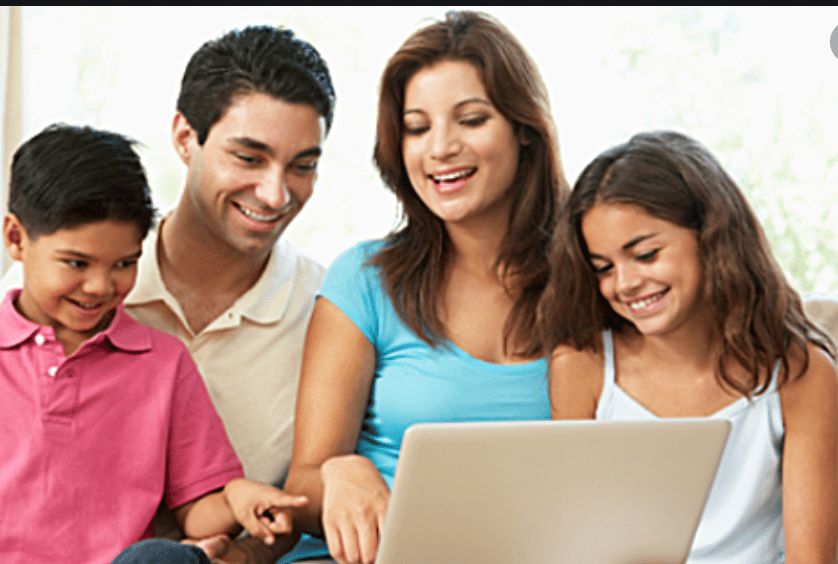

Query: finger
left=266, top=492, right=309, bottom=508
left=264, top=510, right=293, bottom=534
left=324, top=520, right=353, bottom=564
left=357, top=516, right=380, bottom=564
left=237, top=507, right=275, bottom=545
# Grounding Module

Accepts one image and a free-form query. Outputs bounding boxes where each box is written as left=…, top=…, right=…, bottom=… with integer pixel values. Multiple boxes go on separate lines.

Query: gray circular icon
left=832, top=25, right=838, bottom=59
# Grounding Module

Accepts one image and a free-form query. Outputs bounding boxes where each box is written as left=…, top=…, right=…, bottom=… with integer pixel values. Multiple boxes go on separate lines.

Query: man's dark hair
left=8, top=123, right=156, bottom=239
left=177, top=25, right=336, bottom=144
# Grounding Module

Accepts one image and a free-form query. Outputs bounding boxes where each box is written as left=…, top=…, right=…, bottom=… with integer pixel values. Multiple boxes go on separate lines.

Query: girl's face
left=401, top=59, right=523, bottom=229
left=581, top=202, right=705, bottom=339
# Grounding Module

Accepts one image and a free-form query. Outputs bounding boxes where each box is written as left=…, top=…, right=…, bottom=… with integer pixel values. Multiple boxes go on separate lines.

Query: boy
left=0, top=124, right=305, bottom=564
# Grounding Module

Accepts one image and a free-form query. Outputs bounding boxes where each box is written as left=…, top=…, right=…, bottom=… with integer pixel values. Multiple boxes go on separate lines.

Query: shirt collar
left=0, top=288, right=151, bottom=352
left=124, top=221, right=296, bottom=327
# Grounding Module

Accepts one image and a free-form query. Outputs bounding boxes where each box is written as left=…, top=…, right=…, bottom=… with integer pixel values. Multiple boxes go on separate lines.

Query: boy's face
left=3, top=216, right=143, bottom=351
left=173, top=91, right=326, bottom=257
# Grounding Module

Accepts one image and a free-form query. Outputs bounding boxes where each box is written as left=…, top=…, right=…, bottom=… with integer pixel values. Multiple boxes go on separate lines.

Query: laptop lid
left=376, top=418, right=730, bottom=564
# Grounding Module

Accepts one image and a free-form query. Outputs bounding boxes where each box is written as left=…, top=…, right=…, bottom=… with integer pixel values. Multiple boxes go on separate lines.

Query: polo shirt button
left=48, top=366, right=58, bottom=377
left=34, top=334, right=45, bottom=345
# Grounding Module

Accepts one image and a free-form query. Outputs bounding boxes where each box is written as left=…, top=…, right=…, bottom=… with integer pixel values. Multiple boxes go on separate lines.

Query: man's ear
left=3, top=213, right=27, bottom=261
left=172, top=112, right=199, bottom=165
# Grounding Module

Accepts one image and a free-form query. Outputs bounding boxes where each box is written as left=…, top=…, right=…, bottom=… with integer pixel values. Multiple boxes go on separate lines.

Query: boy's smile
left=5, top=217, right=142, bottom=355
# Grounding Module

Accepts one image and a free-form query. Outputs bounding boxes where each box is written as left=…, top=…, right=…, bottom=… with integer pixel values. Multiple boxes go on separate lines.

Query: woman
left=278, top=11, right=569, bottom=564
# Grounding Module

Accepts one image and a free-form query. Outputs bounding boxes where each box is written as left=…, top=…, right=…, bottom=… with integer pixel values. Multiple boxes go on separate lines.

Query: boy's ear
left=3, top=213, right=26, bottom=261
left=171, top=112, right=199, bottom=165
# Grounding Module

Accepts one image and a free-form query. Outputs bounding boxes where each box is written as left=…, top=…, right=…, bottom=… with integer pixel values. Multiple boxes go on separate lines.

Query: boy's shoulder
left=106, top=306, right=192, bottom=360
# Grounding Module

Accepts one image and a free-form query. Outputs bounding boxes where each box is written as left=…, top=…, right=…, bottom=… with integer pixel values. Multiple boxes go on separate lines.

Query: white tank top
left=596, top=330, right=785, bottom=564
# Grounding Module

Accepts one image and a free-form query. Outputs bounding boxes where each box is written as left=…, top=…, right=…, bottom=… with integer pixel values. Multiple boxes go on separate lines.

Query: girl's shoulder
left=779, top=342, right=837, bottom=399
left=548, top=334, right=606, bottom=419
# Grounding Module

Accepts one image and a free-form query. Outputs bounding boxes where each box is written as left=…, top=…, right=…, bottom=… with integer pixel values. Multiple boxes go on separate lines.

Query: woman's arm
left=548, top=343, right=603, bottom=420
left=780, top=344, right=838, bottom=564
left=284, top=297, right=387, bottom=564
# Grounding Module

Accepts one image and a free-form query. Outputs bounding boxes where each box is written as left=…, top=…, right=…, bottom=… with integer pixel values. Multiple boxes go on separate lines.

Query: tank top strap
left=601, top=329, right=617, bottom=385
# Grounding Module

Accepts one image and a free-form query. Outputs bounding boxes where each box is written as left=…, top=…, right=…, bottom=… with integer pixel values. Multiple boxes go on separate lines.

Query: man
left=2, top=25, right=335, bottom=564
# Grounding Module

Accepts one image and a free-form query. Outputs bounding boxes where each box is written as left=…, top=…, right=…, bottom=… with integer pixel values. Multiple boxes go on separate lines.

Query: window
left=13, top=6, right=838, bottom=291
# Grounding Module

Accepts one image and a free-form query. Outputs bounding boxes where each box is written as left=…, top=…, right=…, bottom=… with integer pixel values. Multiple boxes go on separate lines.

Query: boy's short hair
left=177, top=25, right=336, bottom=145
left=8, top=123, right=156, bottom=240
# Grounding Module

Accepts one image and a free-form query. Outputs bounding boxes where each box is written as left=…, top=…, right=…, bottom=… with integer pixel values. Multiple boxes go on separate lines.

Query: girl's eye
left=591, top=262, right=612, bottom=276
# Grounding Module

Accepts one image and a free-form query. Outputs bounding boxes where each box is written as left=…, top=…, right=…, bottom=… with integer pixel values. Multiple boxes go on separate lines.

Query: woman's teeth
left=432, top=169, right=474, bottom=183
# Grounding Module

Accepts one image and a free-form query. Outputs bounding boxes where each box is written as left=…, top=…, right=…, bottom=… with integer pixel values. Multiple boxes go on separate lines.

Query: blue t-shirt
left=281, top=240, right=549, bottom=562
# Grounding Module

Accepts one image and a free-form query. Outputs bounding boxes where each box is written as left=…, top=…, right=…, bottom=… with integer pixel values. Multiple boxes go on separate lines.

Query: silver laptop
left=376, top=419, right=730, bottom=564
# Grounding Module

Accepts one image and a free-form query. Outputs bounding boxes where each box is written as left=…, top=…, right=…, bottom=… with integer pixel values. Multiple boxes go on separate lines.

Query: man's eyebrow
left=228, top=136, right=322, bottom=160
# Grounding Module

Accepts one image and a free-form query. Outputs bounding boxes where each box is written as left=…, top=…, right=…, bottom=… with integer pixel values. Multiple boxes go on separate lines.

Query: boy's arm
left=174, top=479, right=308, bottom=544
left=173, top=489, right=240, bottom=540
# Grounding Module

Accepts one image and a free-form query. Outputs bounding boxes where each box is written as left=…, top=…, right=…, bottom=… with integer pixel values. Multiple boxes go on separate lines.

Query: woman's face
left=401, top=59, right=523, bottom=228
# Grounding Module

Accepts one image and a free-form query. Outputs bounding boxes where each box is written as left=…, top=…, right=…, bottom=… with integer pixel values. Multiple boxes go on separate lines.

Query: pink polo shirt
left=0, top=289, right=244, bottom=564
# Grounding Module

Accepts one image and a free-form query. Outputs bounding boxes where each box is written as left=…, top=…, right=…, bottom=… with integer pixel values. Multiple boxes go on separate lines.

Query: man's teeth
left=237, top=204, right=281, bottom=222
left=628, top=292, right=665, bottom=310
left=433, top=169, right=473, bottom=183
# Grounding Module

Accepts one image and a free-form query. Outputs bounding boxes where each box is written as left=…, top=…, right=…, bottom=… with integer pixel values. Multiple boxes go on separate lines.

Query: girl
left=278, top=10, right=569, bottom=564
left=539, top=130, right=838, bottom=564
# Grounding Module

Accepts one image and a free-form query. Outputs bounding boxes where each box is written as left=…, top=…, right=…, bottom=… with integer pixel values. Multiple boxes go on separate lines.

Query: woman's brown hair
left=372, top=10, right=569, bottom=357
left=538, top=130, right=834, bottom=395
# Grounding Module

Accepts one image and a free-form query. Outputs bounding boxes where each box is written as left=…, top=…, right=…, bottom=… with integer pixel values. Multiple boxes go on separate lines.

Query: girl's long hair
left=538, top=130, right=833, bottom=394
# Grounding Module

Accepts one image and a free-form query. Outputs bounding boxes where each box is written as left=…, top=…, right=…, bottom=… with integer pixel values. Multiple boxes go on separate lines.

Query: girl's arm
left=780, top=343, right=838, bottom=564
left=548, top=343, right=603, bottom=420
left=283, top=297, right=386, bottom=564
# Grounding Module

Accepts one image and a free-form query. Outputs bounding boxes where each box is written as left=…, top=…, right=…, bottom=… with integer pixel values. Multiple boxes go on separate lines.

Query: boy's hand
left=223, top=478, right=308, bottom=545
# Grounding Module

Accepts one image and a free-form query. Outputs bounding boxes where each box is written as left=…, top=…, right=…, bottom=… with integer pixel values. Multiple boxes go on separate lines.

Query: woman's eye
left=637, top=249, right=659, bottom=262
left=403, top=124, right=428, bottom=136
left=461, top=114, right=488, bottom=127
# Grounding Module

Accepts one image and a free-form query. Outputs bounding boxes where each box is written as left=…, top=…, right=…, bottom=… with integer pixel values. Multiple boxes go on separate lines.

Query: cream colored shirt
left=1, top=229, right=325, bottom=486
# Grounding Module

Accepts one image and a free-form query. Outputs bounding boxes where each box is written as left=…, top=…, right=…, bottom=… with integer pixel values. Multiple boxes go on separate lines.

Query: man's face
left=174, top=91, right=326, bottom=257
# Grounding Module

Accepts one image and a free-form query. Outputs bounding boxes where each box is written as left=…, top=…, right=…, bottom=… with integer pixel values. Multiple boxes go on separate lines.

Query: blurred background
left=2, top=6, right=837, bottom=291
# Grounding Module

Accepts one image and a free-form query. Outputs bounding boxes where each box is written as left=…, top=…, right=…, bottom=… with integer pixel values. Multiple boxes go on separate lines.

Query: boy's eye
left=64, top=259, right=87, bottom=268
left=115, top=259, right=138, bottom=269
